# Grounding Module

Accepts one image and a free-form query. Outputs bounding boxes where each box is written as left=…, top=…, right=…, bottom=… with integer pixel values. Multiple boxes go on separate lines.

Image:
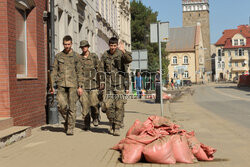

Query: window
left=16, top=8, right=27, bottom=77
left=228, top=50, right=231, bottom=57
left=239, top=49, right=242, bottom=56
left=235, top=62, right=238, bottom=67
left=229, top=60, right=232, bottom=67
left=235, top=49, right=238, bottom=56
left=218, top=49, right=221, bottom=61
left=234, top=39, right=238, bottom=46
left=222, top=62, right=225, bottom=69
left=183, top=56, right=188, bottom=64
left=184, top=71, right=189, bottom=78
left=241, top=61, right=245, bottom=67
left=222, top=50, right=225, bottom=56
left=15, top=0, right=35, bottom=78
left=229, top=72, right=232, bottom=79
left=218, top=49, right=221, bottom=57
left=240, top=39, right=244, bottom=45
left=173, top=56, right=177, bottom=64
left=173, top=71, right=178, bottom=79
left=218, top=63, right=221, bottom=68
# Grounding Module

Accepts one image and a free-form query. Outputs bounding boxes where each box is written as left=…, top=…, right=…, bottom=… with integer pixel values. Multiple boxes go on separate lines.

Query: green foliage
left=130, top=0, right=169, bottom=78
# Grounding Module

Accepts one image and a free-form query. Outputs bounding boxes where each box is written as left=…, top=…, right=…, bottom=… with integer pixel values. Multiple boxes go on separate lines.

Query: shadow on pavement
left=75, top=119, right=110, bottom=134
left=40, top=126, right=65, bottom=133
left=125, top=110, right=151, bottom=116
left=214, top=86, right=250, bottom=93
left=89, top=127, right=110, bottom=134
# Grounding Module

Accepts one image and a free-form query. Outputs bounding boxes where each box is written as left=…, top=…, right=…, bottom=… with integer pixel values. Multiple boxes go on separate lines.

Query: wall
left=168, top=52, right=196, bottom=83
left=0, top=0, right=47, bottom=127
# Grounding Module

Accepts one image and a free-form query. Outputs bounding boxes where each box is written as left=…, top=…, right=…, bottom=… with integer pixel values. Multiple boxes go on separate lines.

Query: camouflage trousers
left=57, top=86, right=78, bottom=131
left=80, top=89, right=99, bottom=124
left=103, top=90, right=127, bottom=129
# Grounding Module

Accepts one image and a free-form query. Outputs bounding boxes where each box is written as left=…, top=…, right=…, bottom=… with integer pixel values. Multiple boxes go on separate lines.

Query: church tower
left=182, top=0, right=211, bottom=72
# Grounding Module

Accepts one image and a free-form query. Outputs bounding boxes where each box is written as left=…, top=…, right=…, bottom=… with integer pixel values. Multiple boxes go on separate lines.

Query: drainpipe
left=46, top=0, right=58, bottom=124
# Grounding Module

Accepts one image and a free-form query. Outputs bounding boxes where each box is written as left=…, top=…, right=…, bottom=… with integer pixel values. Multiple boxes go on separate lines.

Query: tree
left=130, top=0, right=169, bottom=78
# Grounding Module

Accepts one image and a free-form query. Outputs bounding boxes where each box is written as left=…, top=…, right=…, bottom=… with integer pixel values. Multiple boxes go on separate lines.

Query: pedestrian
left=134, top=72, right=143, bottom=99
left=99, top=37, right=132, bottom=136
left=155, top=69, right=161, bottom=103
left=50, top=35, right=83, bottom=135
left=171, top=78, right=174, bottom=90
left=176, top=78, right=181, bottom=89
left=78, top=40, right=100, bottom=131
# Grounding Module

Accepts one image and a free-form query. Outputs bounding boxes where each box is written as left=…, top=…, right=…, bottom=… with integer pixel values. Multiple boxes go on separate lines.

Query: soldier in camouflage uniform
left=99, top=37, right=132, bottom=136
left=50, top=35, right=83, bottom=135
left=78, top=40, right=101, bottom=130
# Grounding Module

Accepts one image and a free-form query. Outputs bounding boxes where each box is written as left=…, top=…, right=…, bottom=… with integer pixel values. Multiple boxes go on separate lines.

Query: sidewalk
left=0, top=94, right=250, bottom=167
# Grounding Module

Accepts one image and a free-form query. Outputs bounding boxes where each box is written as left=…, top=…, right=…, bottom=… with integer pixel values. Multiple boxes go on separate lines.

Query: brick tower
left=182, top=0, right=211, bottom=72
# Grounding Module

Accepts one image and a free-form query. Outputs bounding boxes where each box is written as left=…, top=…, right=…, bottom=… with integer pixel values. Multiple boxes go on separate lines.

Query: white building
left=53, top=0, right=131, bottom=56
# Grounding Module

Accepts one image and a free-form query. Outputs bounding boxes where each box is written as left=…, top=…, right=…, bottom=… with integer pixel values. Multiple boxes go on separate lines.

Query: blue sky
left=139, top=0, right=250, bottom=43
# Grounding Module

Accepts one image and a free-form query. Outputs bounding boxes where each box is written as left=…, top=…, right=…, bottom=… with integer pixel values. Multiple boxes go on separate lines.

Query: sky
left=139, top=0, right=250, bottom=43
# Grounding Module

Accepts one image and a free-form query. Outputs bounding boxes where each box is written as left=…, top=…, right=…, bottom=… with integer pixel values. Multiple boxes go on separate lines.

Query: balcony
left=231, top=55, right=247, bottom=61
left=231, top=67, right=248, bottom=72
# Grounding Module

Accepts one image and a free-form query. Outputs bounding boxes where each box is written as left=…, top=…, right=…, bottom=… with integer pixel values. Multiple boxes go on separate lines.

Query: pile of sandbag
left=113, top=116, right=216, bottom=164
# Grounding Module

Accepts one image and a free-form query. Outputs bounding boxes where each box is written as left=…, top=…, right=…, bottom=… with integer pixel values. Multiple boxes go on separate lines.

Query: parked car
left=182, top=80, right=192, bottom=86
left=233, top=76, right=239, bottom=83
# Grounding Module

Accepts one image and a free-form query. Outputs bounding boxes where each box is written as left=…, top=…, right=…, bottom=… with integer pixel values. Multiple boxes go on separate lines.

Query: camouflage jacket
left=99, top=49, right=132, bottom=90
left=51, top=50, right=83, bottom=88
left=78, top=52, right=100, bottom=90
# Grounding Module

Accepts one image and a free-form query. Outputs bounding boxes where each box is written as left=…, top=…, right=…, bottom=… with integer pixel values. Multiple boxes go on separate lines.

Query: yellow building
left=215, top=25, right=250, bottom=81
left=166, top=23, right=207, bottom=83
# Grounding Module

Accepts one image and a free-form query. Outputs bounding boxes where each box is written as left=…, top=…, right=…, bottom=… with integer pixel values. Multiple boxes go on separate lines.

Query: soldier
left=99, top=37, right=132, bottom=136
left=50, top=35, right=83, bottom=135
left=78, top=40, right=100, bottom=131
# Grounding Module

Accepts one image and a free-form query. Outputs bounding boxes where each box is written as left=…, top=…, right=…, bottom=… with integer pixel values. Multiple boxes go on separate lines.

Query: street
left=0, top=84, right=250, bottom=167
left=193, top=83, right=250, bottom=129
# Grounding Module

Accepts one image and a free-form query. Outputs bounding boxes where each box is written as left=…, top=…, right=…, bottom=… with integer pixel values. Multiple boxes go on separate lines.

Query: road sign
left=131, top=50, right=148, bottom=70
left=150, top=22, right=169, bottom=43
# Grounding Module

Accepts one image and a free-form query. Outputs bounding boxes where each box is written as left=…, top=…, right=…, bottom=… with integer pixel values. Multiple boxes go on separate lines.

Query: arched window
left=184, top=56, right=188, bottom=64
left=15, top=0, right=35, bottom=77
left=173, top=56, right=177, bottom=64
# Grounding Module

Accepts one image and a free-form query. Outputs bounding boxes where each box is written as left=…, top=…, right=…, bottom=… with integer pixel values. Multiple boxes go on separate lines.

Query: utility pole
left=157, top=21, right=164, bottom=116
left=150, top=21, right=169, bottom=116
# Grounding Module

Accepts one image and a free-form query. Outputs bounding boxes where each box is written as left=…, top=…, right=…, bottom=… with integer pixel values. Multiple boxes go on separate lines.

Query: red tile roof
left=215, top=25, right=250, bottom=48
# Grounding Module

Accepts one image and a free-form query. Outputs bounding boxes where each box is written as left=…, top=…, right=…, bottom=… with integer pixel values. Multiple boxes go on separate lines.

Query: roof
left=215, top=25, right=250, bottom=48
left=166, top=26, right=196, bottom=52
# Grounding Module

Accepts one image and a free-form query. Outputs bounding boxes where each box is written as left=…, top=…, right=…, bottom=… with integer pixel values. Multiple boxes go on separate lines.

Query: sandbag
left=197, top=143, right=216, bottom=161
left=122, top=143, right=145, bottom=164
left=143, top=136, right=176, bottom=164
left=126, top=120, right=143, bottom=136
left=171, top=135, right=194, bottom=164
left=186, top=131, right=216, bottom=161
left=127, top=132, right=158, bottom=145
left=112, top=138, right=139, bottom=150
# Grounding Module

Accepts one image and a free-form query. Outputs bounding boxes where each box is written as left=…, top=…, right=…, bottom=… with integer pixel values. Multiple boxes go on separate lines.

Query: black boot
left=83, top=114, right=90, bottom=131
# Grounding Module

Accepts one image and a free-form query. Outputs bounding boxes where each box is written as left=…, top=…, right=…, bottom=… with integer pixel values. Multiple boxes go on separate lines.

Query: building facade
left=53, top=0, right=131, bottom=57
left=54, top=0, right=97, bottom=54
left=95, top=0, right=119, bottom=56
left=182, top=0, right=211, bottom=74
left=215, top=25, right=250, bottom=81
left=117, top=0, right=131, bottom=51
left=166, top=23, right=206, bottom=83
left=0, top=0, right=47, bottom=127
